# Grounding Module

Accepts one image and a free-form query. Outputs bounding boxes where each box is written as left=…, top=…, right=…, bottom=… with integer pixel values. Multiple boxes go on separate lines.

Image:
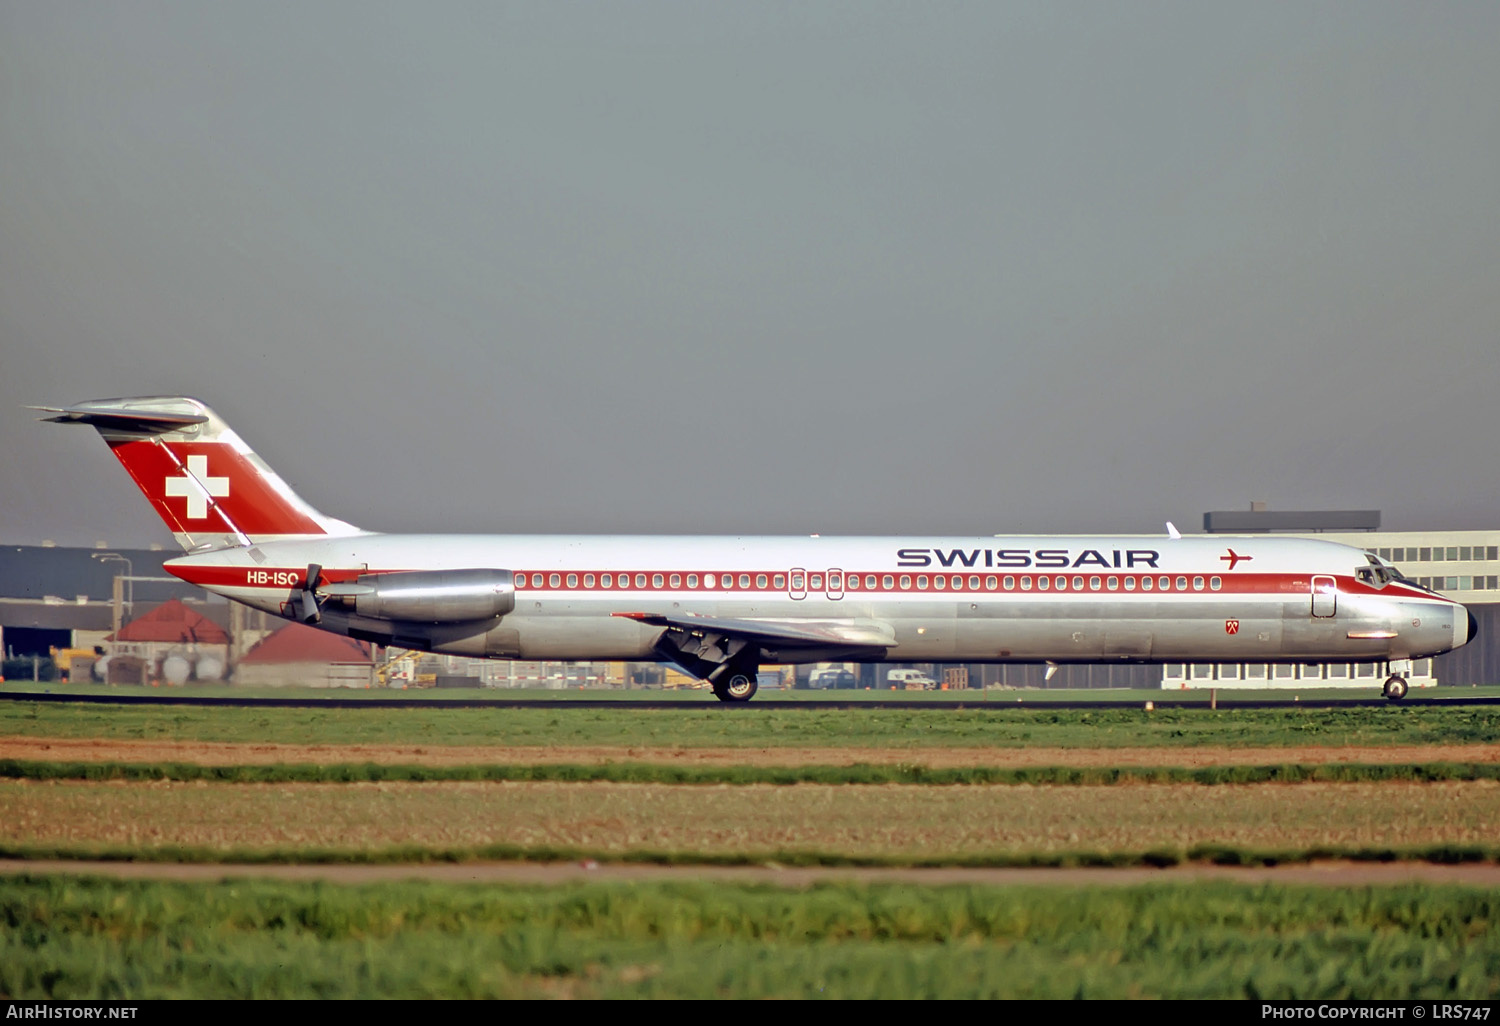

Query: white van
left=886, top=669, right=937, bottom=690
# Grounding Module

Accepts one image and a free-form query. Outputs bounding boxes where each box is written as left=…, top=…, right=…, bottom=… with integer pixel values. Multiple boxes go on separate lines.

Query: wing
left=613, top=610, right=896, bottom=679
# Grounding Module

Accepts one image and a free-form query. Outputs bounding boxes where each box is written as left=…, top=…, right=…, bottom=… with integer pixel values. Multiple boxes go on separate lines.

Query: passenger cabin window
left=652, top=573, right=663, bottom=588
left=916, top=576, right=928, bottom=590
left=739, top=574, right=751, bottom=589
left=584, top=573, right=595, bottom=588
left=883, top=575, right=895, bottom=589
left=634, top=573, right=647, bottom=588
left=1020, top=576, right=1032, bottom=591
left=935, top=575, right=947, bottom=590
left=1141, top=576, right=1153, bottom=591
left=969, top=576, right=981, bottom=590
left=549, top=573, right=561, bottom=588
left=567, top=574, right=578, bottom=588
left=1003, top=576, right=1015, bottom=590
left=670, top=574, right=681, bottom=588
left=985, top=575, right=997, bottom=590
left=1175, top=577, right=1187, bottom=590
left=1037, top=576, right=1050, bottom=591
left=808, top=574, right=822, bottom=590
left=1072, top=576, right=1084, bottom=590
left=705, top=574, right=717, bottom=588
left=1193, top=576, right=1204, bottom=590
left=791, top=573, right=804, bottom=590
left=775, top=574, right=787, bottom=589
left=899, top=575, right=911, bottom=589
left=602, top=573, right=613, bottom=588
left=865, top=575, right=877, bottom=589
left=1209, top=576, right=1221, bottom=591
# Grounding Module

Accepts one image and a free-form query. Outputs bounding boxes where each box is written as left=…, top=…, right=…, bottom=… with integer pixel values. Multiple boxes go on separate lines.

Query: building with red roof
left=108, top=599, right=229, bottom=644
left=235, top=622, right=373, bottom=687
left=105, top=599, right=231, bottom=682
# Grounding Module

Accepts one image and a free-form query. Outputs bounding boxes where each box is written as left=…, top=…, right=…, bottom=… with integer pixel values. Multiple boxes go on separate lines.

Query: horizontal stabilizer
left=33, top=401, right=210, bottom=434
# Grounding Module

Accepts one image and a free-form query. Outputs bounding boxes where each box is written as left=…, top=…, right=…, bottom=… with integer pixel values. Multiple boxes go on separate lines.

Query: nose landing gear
left=1382, top=675, right=1409, bottom=700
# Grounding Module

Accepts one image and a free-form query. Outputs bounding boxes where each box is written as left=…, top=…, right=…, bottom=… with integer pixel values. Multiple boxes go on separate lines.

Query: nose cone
left=1452, top=605, right=1478, bottom=652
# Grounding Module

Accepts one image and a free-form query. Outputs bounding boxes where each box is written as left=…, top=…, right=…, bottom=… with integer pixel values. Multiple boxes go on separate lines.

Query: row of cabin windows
left=1376, top=546, right=1500, bottom=562
left=516, top=572, right=1225, bottom=593
left=518, top=572, right=786, bottom=591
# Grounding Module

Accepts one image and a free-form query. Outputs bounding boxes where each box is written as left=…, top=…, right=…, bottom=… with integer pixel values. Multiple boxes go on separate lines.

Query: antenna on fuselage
left=1165, top=522, right=1182, bottom=540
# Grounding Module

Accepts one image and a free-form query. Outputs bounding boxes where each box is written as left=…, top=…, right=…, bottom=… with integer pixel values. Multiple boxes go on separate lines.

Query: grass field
left=4, top=697, right=1500, bottom=750
left=4, top=696, right=1499, bottom=998
left=4, top=875, right=1497, bottom=998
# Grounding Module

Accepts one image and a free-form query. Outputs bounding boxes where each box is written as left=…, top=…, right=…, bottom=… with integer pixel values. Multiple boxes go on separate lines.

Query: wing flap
left=614, top=611, right=896, bottom=650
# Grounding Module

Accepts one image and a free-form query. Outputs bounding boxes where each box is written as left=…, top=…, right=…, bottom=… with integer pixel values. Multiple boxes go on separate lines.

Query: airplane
left=40, top=396, right=1476, bottom=701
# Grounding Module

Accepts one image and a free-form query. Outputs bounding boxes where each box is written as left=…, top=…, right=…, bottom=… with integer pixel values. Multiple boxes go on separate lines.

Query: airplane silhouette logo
left=1220, top=548, right=1252, bottom=571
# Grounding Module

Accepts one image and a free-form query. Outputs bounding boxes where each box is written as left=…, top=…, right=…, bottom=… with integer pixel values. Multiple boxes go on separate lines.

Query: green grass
left=4, top=840, right=1498, bottom=871
left=6, top=756, right=1500, bottom=786
left=3, top=875, right=1497, bottom=998
left=4, top=700, right=1500, bottom=750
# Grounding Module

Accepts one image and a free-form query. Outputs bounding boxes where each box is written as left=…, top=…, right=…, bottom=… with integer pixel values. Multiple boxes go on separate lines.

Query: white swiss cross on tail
left=163, top=454, right=230, bottom=519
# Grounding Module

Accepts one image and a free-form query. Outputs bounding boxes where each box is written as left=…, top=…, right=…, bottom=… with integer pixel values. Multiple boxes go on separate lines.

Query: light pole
left=93, top=552, right=133, bottom=633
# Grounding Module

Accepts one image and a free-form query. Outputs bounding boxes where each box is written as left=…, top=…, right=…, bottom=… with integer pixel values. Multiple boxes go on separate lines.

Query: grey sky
left=2, top=2, right=1498, bottom=549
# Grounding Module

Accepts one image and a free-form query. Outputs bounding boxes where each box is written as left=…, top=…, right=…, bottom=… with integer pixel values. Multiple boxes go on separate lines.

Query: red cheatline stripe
left=166, top=565, right=1454, bottom=604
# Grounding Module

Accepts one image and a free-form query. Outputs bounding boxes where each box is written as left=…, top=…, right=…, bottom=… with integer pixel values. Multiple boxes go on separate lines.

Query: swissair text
left=896, top=548, right=1162, bottom=570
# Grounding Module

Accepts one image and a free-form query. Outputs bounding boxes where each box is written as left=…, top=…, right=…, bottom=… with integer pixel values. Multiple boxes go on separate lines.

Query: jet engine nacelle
left=330, top=568, right=516, bottom=623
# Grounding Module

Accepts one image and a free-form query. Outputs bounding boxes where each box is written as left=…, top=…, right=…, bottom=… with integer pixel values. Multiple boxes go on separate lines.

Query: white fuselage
left=166, top=533, right=1470, bottom=666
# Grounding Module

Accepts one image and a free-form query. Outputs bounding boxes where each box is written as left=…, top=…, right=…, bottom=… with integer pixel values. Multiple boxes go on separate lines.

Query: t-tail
left=37, top=397, right=364, bottom=551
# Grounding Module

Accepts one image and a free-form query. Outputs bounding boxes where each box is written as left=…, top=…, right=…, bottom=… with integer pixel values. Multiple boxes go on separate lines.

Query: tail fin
left=38, top=397, right=363, bottom=551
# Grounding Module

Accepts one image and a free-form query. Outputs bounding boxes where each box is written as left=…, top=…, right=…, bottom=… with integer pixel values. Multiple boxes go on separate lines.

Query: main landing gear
left=709, top=661, right=759, bottom=703
left=1382, top=675, right=1409, bottom=701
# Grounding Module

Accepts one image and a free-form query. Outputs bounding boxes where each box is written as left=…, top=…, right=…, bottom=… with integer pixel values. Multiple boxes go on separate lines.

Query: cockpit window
left=1356, top=559, right=1395, bottom=588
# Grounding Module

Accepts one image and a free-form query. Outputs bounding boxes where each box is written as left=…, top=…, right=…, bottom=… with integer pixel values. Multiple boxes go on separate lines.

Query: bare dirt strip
left=4, top=735, right=1500, bottom=768
left=5, top=858, right=1500, bottom=887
